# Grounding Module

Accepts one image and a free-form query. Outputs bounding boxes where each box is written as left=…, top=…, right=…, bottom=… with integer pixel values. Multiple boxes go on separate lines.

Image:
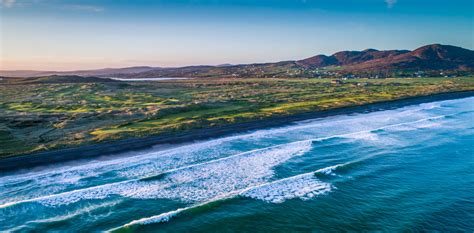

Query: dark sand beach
left=1, top=90, right=473, bottom=172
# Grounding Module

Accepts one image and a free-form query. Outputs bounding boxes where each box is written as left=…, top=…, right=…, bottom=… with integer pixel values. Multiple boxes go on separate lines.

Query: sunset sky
left=1, top=0, right=473, bottom=71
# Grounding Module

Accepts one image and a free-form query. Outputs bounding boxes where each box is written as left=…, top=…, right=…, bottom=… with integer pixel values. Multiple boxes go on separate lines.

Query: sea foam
left=1, top=114, right=452, bottom=209
left=2, top=140, right=313, bottom=208
left=115, top=169, right=333, bottom=230
left=0, top=97, right=448, bottom=205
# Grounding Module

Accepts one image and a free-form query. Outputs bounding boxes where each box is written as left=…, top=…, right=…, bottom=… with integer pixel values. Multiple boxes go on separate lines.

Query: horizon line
left=1, top=43, right=471, bottom=72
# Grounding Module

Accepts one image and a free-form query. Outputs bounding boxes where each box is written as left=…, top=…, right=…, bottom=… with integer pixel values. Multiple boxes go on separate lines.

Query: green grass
left=0, top=77, right=473, bottom=157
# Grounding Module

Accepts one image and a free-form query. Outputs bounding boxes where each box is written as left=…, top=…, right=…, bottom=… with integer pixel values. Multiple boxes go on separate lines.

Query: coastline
left=1, top=90, right=473, bottom=172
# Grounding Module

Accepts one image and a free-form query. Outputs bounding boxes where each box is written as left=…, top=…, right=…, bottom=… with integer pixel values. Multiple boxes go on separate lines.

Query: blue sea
left=1, top=97, right=473, bottom=232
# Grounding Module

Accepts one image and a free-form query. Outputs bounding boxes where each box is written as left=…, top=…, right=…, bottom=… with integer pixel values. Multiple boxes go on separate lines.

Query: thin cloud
left=385, top=0, right=397, bottom=8
left=64, top=4, right=104, bottom=12
left=0, top=0, right=16, bottom=8
left=0, top=1, right=104, bottom=12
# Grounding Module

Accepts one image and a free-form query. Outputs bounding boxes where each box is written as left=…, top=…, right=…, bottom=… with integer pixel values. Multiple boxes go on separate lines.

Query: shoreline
left=1, top=90, right=473, bottom=172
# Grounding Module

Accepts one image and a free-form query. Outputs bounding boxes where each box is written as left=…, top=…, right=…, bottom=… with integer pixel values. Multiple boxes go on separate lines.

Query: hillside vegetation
left=2, top=44, right=473, bottom=79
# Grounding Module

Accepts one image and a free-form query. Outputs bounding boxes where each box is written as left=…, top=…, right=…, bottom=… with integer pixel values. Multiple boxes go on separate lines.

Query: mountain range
left=298, top=44, right=473, bottom=71
left=1, top=44, right=473, bottom=78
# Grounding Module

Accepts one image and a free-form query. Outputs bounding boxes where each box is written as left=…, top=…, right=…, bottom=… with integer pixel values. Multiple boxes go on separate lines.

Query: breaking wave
left=113, top=168, right=334, bottom=231
left=1, top=140, right=313, bottom=208
left=2, top=96, right=473, bottom=232
left=0, top=114, right=451, bottom=210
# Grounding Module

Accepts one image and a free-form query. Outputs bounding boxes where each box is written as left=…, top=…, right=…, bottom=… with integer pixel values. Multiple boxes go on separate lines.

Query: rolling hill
left=1, top=44, right=473, bottom=79
left=0, top=66, right=158, bottom=78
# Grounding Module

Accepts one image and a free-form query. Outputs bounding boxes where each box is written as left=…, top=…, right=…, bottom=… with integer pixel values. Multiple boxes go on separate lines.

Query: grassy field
left=1, top=77, right=473, bottom=158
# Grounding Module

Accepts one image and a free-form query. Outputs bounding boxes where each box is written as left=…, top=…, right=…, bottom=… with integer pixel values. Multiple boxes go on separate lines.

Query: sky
left=0, top=0, right=473, bottom=71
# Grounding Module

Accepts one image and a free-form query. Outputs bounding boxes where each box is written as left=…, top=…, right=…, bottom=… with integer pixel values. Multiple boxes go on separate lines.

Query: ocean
left=1, top=96, right=473, bottom=232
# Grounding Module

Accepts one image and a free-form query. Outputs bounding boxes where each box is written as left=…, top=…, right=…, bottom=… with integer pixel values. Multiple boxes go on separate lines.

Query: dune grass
left=0, top=77, right=473, bottom=157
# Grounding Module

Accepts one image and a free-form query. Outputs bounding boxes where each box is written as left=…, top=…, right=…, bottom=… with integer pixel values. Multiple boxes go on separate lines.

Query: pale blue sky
left=1, top=0, right=473, bottom=70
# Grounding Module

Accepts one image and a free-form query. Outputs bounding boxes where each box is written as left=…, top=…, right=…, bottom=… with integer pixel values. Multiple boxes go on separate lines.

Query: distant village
left=223, top=66, right=467, bottom=79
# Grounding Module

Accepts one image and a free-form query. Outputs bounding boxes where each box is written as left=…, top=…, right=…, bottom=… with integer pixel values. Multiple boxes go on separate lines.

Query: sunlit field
left=1, top=76, right=473, bottom=157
